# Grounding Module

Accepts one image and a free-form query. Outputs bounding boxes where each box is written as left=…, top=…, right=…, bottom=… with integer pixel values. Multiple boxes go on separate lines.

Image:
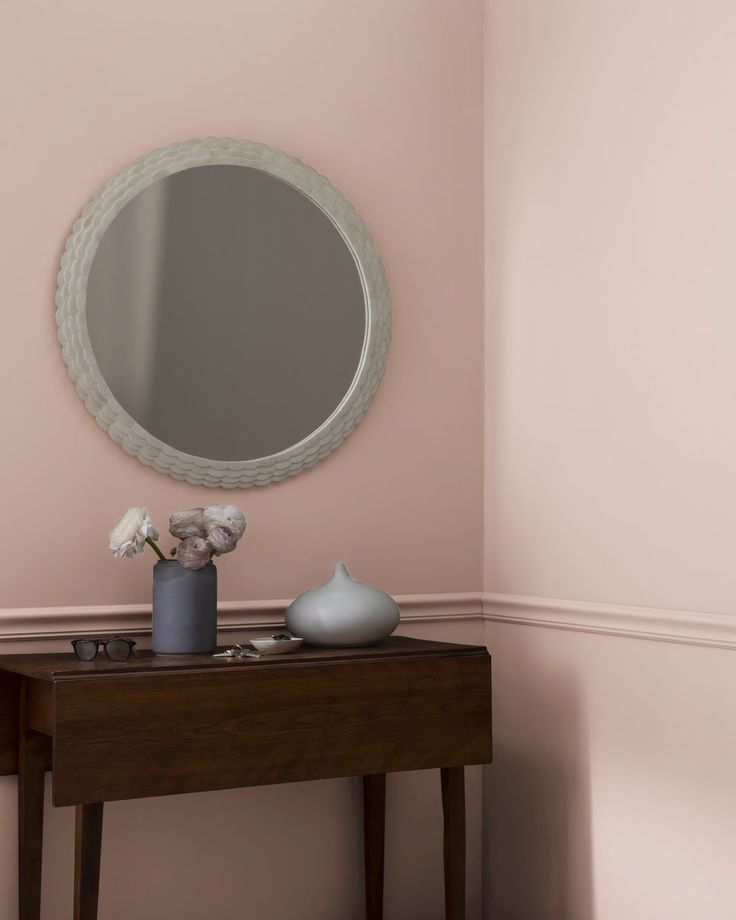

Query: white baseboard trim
left=483, top=593, right=736, bottom=650
left=0, top=593, right=483, bottom=642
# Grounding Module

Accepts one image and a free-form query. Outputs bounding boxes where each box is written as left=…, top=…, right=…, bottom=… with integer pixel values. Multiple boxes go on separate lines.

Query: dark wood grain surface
left=0, top=670, right=20, bottom=775
left=0, top=637, right=490, bottom=780
left=18, top=727, right=47, bottom=920
left=441, top=766, right=466, bottom=920
left=73, top=804, right=103, bottom=920
left=3, top=635, right=493, bottom=919
left=52, top=653, right=491, bottom=805
left=0, top=635, right=485, bottom=681
left=363, top=774, right=386, bottom=920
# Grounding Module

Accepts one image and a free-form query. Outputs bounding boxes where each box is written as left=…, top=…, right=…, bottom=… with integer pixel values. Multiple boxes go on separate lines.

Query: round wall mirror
left=56, top=138, right=391, bottom=488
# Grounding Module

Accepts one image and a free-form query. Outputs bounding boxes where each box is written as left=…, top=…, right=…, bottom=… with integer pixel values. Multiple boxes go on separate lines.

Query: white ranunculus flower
left=202, top=504, right=246, bottom=542
left=109, top=507, right=160, bottom=559
left=169, top=507, right=206, bottom=540
left=175, top=536, right=212, bottom=570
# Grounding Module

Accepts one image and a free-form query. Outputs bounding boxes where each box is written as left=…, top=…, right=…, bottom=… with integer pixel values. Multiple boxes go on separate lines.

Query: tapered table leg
left=74, top=803, right=104, bottom=920
left=18, top=730, right=46, bottom=920
left=363, top=773, right=386, bottom=920
left=441, top=766, right=466, bottom=920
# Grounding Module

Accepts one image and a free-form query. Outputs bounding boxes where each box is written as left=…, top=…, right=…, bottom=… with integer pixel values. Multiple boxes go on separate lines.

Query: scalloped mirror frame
left=55, top=137, right=391, bottom=488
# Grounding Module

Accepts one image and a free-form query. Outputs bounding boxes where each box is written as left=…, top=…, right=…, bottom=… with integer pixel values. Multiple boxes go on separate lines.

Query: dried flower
left=109, top=504, right=245, bottom=568
left=203, top=504, right=246, bottom=541
left=169, top=507, right=206, bottom=540
left=175, top=536, right=212, bottom=570
left=109, top=507, right=161, bottom=559
left=207, top=525, right=238, bottom=556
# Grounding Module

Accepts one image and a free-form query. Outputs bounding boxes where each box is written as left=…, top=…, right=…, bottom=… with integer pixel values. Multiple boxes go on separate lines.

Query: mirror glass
left=85, top=165, right=366, bottom=461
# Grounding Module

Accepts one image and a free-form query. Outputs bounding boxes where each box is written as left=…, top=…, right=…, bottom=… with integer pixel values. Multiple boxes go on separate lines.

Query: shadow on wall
left=483, top=630, right=593, bottom=920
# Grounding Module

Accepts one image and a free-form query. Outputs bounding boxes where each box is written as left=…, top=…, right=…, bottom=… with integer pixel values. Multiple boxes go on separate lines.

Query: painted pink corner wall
left=483, top=0, right=736, bottom=612
left=483, top=1, right=736, bottom=917
left=0, top=1, right=485, bottom=918
left=0, top=0, right=484, bottom=611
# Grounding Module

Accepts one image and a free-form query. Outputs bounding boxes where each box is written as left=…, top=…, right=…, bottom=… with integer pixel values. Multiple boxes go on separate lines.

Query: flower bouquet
left=109, top=504, right=246, bottom=567
left=108, top=505, right=246, bottom=655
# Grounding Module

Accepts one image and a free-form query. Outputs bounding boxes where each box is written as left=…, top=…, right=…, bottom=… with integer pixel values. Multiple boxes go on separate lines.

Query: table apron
left=52, top=654, right=492, bottom=805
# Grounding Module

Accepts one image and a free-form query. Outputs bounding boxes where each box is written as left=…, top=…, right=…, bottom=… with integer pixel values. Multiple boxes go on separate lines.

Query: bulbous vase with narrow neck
left=285, top=563, right=400, bottom=648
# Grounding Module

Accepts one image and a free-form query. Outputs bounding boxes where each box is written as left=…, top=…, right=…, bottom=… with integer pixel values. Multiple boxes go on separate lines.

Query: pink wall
left=483, top=0, right=736, bottom=611
left=484, top=622, right=736, bottom=919
left=0, top=0, right=484, bottom=612
left=0, top=1, right=485, bottom=917
left=12, top=0, right=728, bottom=914
left=483, top=1, right=736, bottom=917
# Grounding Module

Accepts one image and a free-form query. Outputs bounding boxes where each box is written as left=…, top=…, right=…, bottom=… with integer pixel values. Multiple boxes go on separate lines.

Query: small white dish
left=250, top=636, right=304, bottom=655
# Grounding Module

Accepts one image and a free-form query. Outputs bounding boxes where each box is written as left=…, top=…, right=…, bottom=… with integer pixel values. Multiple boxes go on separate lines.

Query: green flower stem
left=146, top=537, right=167, bottom=562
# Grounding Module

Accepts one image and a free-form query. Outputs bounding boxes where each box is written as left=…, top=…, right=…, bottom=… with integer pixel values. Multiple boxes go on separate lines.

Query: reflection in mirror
left=86, top=165, right=366, bottom=461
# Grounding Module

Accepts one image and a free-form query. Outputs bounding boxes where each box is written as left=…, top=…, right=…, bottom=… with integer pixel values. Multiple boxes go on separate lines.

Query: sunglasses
left=71, top=636, right=137, bottom=662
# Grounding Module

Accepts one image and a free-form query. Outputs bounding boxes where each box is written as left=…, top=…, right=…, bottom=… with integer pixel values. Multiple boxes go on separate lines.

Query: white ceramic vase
left=285, top=564, right=400, bottom=648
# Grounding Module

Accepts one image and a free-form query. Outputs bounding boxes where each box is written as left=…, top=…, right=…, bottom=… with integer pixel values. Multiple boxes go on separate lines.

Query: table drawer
left=52, top=654, right=491, bottom=805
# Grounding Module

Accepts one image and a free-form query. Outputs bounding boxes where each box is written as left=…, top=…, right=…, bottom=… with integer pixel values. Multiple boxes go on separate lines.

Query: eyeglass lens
left=105, top=638, right=133, bottom=661
left=74, top=639, right=99, bottom=661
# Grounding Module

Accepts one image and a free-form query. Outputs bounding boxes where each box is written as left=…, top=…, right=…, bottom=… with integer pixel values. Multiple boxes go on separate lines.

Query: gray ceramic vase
left=285, top=563, right=400, bottom=648
left=152, top=560, right=217, bottom=655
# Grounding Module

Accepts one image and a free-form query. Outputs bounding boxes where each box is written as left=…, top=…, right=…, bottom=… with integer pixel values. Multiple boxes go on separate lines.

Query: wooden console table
left=0, top=636, right=492, bottom=919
